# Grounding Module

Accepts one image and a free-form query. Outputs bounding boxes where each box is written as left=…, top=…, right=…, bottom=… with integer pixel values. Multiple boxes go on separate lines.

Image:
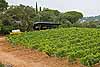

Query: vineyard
left=7, top=28, right=100, bottom=67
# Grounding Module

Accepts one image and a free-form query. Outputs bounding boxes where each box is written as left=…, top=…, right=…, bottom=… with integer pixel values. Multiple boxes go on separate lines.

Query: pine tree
left=36, top=2, right=38, bottom=13
left=39, top=6, right=42, bottom=11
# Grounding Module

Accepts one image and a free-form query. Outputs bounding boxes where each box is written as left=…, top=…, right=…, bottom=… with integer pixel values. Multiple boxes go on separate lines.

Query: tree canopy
left=0, top=0, right=8, bottom=12
left=0, top=1, right=84, bottom=34
left=63, top=11, right=83, bottom=24
left=38, top=8, right=60, bottom=22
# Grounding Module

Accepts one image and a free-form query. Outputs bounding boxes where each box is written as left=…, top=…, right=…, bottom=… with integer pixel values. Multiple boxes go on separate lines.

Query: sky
left=6, top=0, right=100, bottom=17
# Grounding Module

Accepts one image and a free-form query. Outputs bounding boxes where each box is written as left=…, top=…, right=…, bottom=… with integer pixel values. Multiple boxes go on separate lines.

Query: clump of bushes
left=0, top=26, right=14, bottom=34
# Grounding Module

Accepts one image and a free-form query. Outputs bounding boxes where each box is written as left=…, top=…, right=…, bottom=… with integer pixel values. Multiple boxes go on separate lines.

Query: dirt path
left=0, top=36, right=87, bottom=67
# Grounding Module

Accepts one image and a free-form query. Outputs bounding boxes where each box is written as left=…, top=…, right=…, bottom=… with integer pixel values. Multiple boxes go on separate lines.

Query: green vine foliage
left=7, top=28, right=100, bottom=67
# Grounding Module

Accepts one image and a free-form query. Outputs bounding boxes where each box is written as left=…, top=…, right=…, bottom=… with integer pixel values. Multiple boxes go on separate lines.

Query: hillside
left=81, top=15, right=100, bottom=22
left=7, top=28, right=100, bottom=67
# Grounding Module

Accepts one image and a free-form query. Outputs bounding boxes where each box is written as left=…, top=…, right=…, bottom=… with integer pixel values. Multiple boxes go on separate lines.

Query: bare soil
left=0, top=36, right=97, bottom=67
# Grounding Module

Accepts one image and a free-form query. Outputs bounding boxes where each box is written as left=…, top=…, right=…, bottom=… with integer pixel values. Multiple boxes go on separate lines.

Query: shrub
left=1, top=26, right=14, bottom=34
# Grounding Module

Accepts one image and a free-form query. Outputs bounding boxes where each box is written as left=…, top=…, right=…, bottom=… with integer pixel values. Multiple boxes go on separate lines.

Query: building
left=33, top=22, right=61, bottom=30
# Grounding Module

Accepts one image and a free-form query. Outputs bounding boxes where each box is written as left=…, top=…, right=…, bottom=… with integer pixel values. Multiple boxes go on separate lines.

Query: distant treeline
left=1, top=0, right=100, bottom=34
